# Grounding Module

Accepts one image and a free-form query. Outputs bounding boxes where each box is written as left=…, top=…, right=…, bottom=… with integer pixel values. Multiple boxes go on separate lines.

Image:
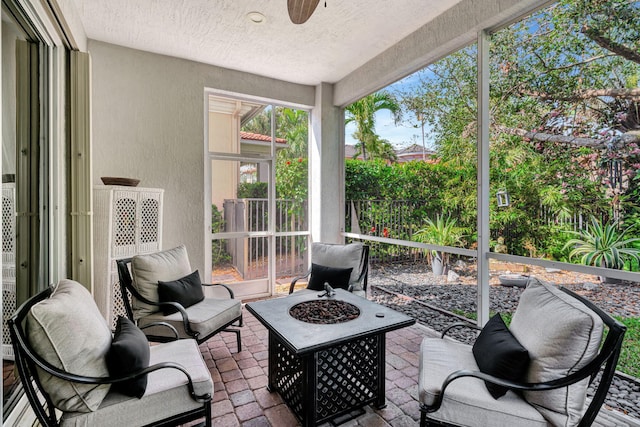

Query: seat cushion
left=138, top=297, right=242, bottom=340
left=131, top=245, right=192, bottom=319
left=307, top=263, right=353, bottom=291
left=509, top=278, right=604, bottom=427
left=311, top=242, right=364, bottom=289
left=26, top=279, right=112, bottom=413
left=472, top=313, right=530, bottom=399
left=60, top=339, right=213, bottom=427
left=419, top=337, right=548, bottom=427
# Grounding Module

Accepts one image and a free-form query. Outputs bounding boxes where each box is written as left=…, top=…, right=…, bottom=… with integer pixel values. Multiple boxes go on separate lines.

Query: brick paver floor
left=197, top=306, right=432, bottom=427
left=194, top=304, right=640, bottom=427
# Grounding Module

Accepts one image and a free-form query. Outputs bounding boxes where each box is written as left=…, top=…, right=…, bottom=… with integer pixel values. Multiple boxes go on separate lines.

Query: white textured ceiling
left=71, top=0, right=462, bottom=86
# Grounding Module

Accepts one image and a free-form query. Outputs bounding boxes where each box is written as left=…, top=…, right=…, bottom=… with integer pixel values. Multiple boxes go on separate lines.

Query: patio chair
left=116, top=244, right=242, bottom=351
left=418, top=277, right=626, bottom=427
left=9, top=279, right=213, bottom=427
left=289, top=242, right=369, bottom=297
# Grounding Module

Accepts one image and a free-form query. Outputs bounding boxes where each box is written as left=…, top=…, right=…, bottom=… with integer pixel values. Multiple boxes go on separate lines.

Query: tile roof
left=240, top=131, right=287, bottom=145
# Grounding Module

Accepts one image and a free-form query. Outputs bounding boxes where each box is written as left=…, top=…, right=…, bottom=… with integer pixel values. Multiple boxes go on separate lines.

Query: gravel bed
left=369, top=263, right=640, bottom=420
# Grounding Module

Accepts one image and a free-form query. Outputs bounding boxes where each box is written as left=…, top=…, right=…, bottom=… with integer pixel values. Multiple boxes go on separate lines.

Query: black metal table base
left=268, top=331, right=386, bottom=427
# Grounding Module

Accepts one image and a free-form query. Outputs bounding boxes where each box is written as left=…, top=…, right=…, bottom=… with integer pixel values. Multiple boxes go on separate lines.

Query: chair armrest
left=289, top=269, right=312, bottom=294
left=441, top=322, right=481, bottom=338
left=20, top=343, right=211, bottom=403
left=202, top=282, right=235, bottom=298
left=125, top=285, right=199, bottom=339
left=427, top=360, right=610, bottom=413
left=139, top=322, right=179, bottom=340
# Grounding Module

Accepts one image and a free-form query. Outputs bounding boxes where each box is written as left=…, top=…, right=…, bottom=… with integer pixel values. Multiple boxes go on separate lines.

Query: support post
left=477, top=30, right=490, bottom=327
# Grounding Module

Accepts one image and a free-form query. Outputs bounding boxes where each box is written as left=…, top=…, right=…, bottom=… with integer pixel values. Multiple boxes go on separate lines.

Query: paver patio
left=194, top=302, right=640, bottom=427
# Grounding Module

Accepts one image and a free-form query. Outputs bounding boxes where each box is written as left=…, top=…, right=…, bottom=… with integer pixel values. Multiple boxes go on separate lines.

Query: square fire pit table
left=246, top=289, right=415, bottom=427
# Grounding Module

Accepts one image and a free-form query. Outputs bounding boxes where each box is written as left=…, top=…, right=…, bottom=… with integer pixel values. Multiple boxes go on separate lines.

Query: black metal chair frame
left=420, top=286, right=627, bottom=427
left=116, top=258, right=243, bottom=351
left=8, top=286, right=212, bottom=427
left=289, top=245, right=370, bottom=294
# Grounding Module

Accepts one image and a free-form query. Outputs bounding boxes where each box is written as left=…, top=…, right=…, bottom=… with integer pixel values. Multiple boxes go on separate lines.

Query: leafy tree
left=394, top=0, right=640, bottom=256
left=345, top=91, right=400, bottom=161
left=241, top=106, right=309, bottom=159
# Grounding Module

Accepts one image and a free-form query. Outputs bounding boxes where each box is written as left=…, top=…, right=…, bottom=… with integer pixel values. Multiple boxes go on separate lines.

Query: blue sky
left=344, top=72, right=436, bottom=150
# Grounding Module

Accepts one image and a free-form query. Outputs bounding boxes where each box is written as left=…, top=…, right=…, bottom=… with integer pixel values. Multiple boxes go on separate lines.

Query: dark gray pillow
left=106, top=316, right=150, bottom=398
left=308, top=263, right=353, bottom=291
left=472, top=313, right=530, bottom=399
left=157, top=270, right=204, bottom=315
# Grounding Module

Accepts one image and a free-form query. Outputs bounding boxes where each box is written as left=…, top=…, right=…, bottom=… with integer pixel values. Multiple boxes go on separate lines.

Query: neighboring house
left=344, top=143, right=435, bottom=163
left=240, top=131, right=288, bottom=183
left=345, top=144, right=364, bottom=160
left=395, top=143, right=436, bottom=163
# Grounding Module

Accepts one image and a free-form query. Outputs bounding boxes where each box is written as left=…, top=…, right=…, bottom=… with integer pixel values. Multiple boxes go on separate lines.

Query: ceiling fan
left=287, top=0, right=321, bottom=24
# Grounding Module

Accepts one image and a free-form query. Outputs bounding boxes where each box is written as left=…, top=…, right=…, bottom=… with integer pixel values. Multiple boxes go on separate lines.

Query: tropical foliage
left=563, top=216, right=640, bottom=269
left=345, top=91, right=400, bottom=161
left=412, top=215, right=464, bottom=274
left=386, top=0, right=640, bottom=261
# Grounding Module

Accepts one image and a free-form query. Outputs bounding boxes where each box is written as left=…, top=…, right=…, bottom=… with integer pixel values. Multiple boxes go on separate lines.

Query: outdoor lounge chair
left=9, top=279, right=213, bottom=427
left=289, top=242, right=369, bottom=297
left=418, top=277, right=626, bottom=427
left=116, top=244, right=243, bottom=351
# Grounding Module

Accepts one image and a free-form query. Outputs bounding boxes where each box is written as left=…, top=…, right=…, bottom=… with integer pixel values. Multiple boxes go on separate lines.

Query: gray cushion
left=419, top=337, right=547, bottom=427
left=60, top=339, right=213, bottom=427
left=311, top=242, right=364, bottom=290
left=26, top=279, right=111, bottom=413
left=509, top=278, right=604, bottom=426
left=138, top=297, right=242, bottom=340
left=131, top=245, right=192, bottom=319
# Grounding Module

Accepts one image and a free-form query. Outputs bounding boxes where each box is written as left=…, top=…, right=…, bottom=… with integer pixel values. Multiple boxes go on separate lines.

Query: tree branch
left=581, top=25, right=640, bottom=65
left=521, top=88, right=640, bottom=101
left=495, top=126, right=640, bottom=148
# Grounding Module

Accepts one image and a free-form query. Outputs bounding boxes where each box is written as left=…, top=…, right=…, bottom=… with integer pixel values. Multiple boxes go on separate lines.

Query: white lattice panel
left=94, top=186, right=163, bottom=326
left=112, top=191, right=139, bottom=258
left=137, top=192, right=162, bottom=254
left=2, top=280, right=16, bottom=359
left=2, top=184, right=15, bottom=360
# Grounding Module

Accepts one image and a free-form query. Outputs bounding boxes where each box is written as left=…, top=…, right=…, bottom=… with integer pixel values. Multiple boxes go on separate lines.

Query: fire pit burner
left=289, top=299, right=360, bottom=324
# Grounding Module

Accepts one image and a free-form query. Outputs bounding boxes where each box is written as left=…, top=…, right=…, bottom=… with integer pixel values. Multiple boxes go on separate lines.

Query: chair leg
left=234, top=329, right=242, bottom=352
left=223, top=328, right=242, bottom=352
left=205, top=398, right=212, bottom=427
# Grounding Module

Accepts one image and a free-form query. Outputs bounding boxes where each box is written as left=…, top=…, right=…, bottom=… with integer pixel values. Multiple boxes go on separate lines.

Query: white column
left=310, top=82, right=344, bottom=244
left=70, top=50, right=93, bottom=290
left=477, top=30, right=491, bottom=326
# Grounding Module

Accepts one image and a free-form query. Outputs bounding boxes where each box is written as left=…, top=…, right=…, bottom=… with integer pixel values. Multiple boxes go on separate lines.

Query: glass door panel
left=274, top=107, right=309, bottom=288
left=206, top=94, right=310, bottom=298
left=210, top=156, right=271, bottom=297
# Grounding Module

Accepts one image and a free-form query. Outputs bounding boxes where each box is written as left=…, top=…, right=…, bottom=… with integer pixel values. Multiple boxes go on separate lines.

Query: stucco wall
left=89, top=40, right=314, bottom=274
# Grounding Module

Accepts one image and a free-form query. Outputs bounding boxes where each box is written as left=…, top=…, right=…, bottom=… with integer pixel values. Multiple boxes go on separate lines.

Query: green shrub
left=237, top=182, right=268, bottom=198
left=211, top=204, right=231, bottom=265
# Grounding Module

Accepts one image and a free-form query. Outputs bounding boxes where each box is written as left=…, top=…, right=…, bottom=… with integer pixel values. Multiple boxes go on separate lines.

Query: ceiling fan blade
left=287, top=0, right=321, bottom=24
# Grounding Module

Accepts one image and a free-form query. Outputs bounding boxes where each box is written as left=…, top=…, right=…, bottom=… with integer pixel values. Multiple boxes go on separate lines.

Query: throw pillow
left=472, top=313, right=530, bottom=399
left=509, top=278, right=603, bottom=426
left=307, top=263, right=353, bottom=291
left=157, top=270, right=205, bottom=315
left=311, top=242, right=364, bottom=288
left=26, top=279, right=111, bottom=412
left=107, top=316, right=150, bottom=398
left=131, top=245, right=192, bottom=319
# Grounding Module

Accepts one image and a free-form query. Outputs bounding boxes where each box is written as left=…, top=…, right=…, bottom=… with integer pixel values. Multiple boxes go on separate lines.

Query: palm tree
left=345, top=91, right=400, bottom=161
